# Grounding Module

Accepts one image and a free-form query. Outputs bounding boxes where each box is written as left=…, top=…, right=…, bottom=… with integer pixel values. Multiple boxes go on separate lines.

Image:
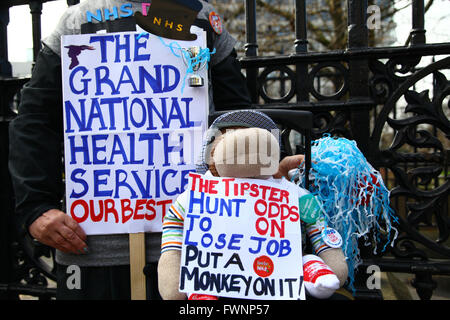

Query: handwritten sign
left=179, top=173, right=306, bottom=300
left=61, top=27, right=208, bottom=235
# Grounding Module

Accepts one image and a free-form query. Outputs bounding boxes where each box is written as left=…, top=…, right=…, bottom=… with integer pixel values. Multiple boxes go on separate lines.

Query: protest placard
left=179, top=173, right=306, bottom=300
left=61, top=27, right=209, bottom=235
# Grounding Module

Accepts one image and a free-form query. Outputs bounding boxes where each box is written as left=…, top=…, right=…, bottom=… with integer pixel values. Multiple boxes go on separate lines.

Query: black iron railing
left=239, top=0, right=450, bottom=300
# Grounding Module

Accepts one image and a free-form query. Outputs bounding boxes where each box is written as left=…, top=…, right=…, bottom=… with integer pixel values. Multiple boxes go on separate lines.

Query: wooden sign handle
left=129, top=232, right=147, bottom=300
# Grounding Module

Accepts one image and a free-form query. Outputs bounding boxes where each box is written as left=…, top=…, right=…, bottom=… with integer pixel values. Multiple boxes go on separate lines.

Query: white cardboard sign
left=179, top=173, right=306, bottom=300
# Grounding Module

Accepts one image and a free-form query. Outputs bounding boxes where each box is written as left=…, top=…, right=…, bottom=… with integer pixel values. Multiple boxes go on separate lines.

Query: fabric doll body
left=159, top=172, right=345, bottom=299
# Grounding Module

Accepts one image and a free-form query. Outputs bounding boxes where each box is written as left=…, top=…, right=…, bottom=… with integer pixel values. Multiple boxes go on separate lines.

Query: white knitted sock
left=303, top=254, right=340, bottom=299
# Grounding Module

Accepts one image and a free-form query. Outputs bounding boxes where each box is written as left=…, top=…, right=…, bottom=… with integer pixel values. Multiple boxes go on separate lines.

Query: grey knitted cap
left=195, top=110, right=280, bottom=174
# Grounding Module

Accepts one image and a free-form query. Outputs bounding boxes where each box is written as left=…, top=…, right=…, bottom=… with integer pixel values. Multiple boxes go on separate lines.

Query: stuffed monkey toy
left=157, top=110, right=348, bottom=300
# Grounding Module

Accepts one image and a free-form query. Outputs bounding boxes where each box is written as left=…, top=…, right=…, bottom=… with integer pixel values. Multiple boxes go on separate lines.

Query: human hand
left=273, top=154, right=305, bottom=179
left=29, top=209, right=88, bottom=254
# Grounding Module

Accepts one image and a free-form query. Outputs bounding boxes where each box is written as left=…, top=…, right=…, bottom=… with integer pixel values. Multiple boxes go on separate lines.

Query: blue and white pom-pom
left=293, top=135, right=399, bottom=291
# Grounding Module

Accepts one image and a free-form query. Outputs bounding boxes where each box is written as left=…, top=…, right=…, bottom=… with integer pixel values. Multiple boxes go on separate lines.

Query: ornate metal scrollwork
left=312, top=110, right=352, bottom=139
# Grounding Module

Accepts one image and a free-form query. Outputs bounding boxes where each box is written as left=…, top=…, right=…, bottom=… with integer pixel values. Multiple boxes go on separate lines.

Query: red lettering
left=157, top=199, right=172, bottom=222
left=209, top=180, right=219, bottom=194
left=189, top=173, right=201, bottom=191
left=121, top=199, right=133, bottom=224
left=89, top=199, right=104, bottom=222
left=104, top=199, right=119, bottom=223
left=133, top=199, right=147, bottom=220
left=268, top=188, right=280, bottom=202
left=222, top=178, right=235, bottom=196
left=145, top=199, right=156, bottom=221
left=268, top=202, right=280, bottom=219
left=280, top=204, right=291, bottom=220
left=270, top=220, right=285, bottom=238
left=280, top=190, right=289, bottom=203
left=289, top=205, right=299, bottom=222
left=249, top=183, right=259, bottom=197
left=240, top=182, right=250, bottom=196
left=254, top=199, right=267, bottom=216
left=255, top=217, right=269, bottom=235
left=259, top=185, right=271, bottom=200
left=199, top=176, right=209, bottom=193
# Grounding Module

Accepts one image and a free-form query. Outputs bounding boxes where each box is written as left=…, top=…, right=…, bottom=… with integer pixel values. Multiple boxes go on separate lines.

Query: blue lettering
left=127, top=133, right=144, bottom=164
left=108, top=135, right=129, bottom=165
left=69, top=168, right=89, bottom=198
left=184, top=230, right=197, bottom=246
left=93, top=169, right=112, bottom=197
left=114, top=34, right=131, bottom=63
left=86, top=9, right=102, bottom=23
left=249, top=236, right=266, bottom=254
left=100, top=97, right=123, bottom=130
left=163, top=65, right=180, bottom=92
left=120, top=3, right=133, bottom=18
left=267, top=239, right=279, bottom=256
left=138, top=65, right=162, bottom=93
left=180, top=169, right=194, bottom=192
left=131, top=170, right=152, bottom=198
left=162, top=132, right=184, bottom=167
left=117, top=65, right=139, bottom=94
left=114, top=169, right=138, bottom=198
left=228, top=234, right=243, bottom=250
left=201, top=234, right=213, bottom=248
left=189, top=190, right=204, bottom=214
left=161, top=169, right=180, bottom=196
left=104, top=7, right=119, bottom=21
left=215, top=233, right=227, bottom=250
left=129, top=98, right=147, bottom=128
left=91, top=134, right=108, bottom=164
left=65, top=99, right=87, bottom=133
left=279, top=239, right=292, bottom=257
left=206, top=196, right=218, bottom=214
left=95, top=66, right=119, bottom=95
left=232, top=199, right=246, bottom=217
left=69, top=135, right=91, bottom=165
left=86, top=98, right=107, bottom=131
left=134, top=33, right=151, bottom=61
left=69, top=66, right=90, bottom=95
left=90, top=35, right=115, bottom=63
left=138, top=133, right=161, bottom=165
left=145, top=97, right=168, bottom=129
left=181, top=97, right=195, bottom=127
left=167, top=97, right=186, bottom=127
left=199, top=217, right=212, bottom=232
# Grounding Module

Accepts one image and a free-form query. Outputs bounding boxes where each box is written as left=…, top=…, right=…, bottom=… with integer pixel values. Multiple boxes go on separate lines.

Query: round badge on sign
left=253, top=255, right=274, bottom=277
left=321, top=227, right=343, bottom=248
left=209, top=11, right=223, bottom=35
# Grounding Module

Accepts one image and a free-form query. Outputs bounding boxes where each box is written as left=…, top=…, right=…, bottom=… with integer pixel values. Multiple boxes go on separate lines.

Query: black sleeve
left=210, top=49, right=252, bottom=111
left=8, top=45, right=64, bottom=236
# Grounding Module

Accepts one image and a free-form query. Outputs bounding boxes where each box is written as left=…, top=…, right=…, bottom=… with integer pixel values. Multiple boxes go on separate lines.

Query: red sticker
left=209, top=11, right=223, bottom=35
left=253, top=255, right=274, bottom=277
